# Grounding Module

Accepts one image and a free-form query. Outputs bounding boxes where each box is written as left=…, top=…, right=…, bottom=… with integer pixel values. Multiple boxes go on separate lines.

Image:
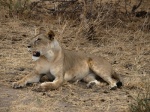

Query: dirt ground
left=0, top=1, right=150, bottom=112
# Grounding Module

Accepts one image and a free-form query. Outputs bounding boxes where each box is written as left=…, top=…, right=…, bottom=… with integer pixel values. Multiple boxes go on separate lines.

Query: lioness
left=12, top=30, right=122, bottom=92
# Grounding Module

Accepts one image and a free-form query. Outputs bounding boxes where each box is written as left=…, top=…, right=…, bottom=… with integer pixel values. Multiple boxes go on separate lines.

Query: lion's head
left=27, top=30, right=60, bottom=61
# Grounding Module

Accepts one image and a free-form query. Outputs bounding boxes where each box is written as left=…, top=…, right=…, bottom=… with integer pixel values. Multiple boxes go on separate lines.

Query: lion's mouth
left=33, top=51, right=41, bottom=57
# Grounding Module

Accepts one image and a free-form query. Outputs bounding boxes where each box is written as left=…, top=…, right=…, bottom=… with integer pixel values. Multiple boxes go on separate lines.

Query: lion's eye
left=35, top=38, right=41, bottom=43
left=37, top=38, right=41, bottom=41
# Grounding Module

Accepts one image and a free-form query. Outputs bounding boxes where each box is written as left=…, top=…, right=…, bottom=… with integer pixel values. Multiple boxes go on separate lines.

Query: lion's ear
left=47, top=30, right=55, bottom=40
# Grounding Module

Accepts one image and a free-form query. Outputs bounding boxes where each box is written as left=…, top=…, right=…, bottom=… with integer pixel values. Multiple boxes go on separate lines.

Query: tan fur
left=12, top=30, right=122, bottom=92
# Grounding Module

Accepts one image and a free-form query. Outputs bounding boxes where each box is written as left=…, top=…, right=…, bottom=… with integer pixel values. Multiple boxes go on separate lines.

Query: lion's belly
left=64, top=62, right=89, bottom=81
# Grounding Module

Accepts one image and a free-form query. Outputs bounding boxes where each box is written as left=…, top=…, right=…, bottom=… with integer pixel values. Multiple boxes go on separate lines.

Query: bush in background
left=0, top=0, right=30, bottom=17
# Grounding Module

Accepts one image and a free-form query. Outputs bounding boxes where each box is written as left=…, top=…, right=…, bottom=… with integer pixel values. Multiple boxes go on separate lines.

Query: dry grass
left=0, top=0, right=150, bottom=112
left=129, top=78, right=150, bottom=112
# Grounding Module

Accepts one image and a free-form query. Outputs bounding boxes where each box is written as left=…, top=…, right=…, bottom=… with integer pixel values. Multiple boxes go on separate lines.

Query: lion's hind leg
left=88, top=58, right=118, bottom=90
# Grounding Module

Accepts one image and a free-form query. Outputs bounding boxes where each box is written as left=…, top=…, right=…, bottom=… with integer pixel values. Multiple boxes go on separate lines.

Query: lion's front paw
left=12, top=81, right=26, bottom=89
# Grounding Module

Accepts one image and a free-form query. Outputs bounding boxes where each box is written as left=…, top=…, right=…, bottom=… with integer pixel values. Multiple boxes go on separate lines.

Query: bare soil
left=0, top=1, right=150, bottom=111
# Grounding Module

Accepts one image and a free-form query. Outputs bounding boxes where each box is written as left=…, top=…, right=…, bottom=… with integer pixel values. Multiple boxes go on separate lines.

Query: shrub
left=0, top=0, right=30, bottom=17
